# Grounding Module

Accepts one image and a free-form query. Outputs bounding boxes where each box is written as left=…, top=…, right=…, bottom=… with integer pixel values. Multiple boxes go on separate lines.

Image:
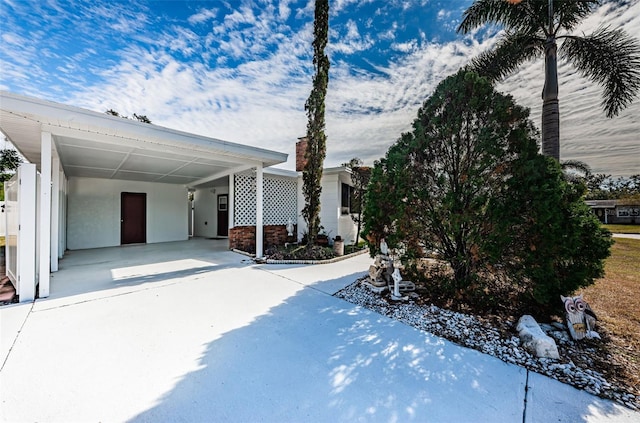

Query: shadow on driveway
left=128, top=279, right=528, bottom=422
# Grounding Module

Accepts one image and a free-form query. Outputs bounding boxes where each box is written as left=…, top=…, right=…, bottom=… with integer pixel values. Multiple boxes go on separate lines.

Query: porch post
left=50, top=157, right=60, bottom=272
left=39, top=131, right=52, bottom=297
left=228, top=174, right=235, bottom=232
left=255, top=164, right=264, bottom=258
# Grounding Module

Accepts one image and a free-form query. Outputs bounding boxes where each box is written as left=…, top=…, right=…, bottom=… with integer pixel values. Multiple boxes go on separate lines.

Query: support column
left=39, top=131, right=52, bottom=298
left=59, top=171, right=67, bottom=257
left=228, top=174, right=235, bottom=232
left=255, top=165, right=264, bottom=258
left=50, top=157, right=60, bottom=272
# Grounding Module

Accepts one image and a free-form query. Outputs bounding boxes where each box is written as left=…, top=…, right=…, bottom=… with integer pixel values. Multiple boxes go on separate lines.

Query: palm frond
left=561, top=159, right=591, bottom=175
left=469, top=31, right=543, bottom=82
left=562, top=27, right=640, bottom=117
left=554, top=0, right=599, bottom=33
left=458, top=0, right=548, bottom=35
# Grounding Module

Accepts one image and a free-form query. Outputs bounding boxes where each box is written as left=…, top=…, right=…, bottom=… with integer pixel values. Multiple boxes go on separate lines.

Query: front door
left=121, top=192, right=146, bottom=244
left=217, top=194, right=228, bottom=237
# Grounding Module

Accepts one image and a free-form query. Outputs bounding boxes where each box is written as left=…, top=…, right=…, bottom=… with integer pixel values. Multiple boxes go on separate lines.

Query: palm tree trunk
left=542, top=37, right=560, bottom=161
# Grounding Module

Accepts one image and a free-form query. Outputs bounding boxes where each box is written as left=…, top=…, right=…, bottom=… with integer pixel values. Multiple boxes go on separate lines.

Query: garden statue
left=391, top=266, right=408, bottom=301
left=364, top=238, right=415, bottom=298
left=561, top=294, right=600, bottom=340
left=286, top=218, right=294, bottom=237
left=380, top=238, right=389, bottom=255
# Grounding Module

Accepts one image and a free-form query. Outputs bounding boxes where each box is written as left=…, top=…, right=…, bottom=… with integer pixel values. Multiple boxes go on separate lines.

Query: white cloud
left=331, top=19, right=375, bottom=54
left=188, top=8, right=219, bottom=25
left=3, top=0, right=637, bottom=177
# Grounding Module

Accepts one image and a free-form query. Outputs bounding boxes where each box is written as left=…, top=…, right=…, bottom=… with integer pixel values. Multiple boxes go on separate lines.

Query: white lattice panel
left=234, top=171, right=297, bottom=226
left=234, top=172, right=256, bottom=226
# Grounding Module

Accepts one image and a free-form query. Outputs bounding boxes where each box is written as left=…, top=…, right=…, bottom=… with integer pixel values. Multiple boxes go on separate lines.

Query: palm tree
left=457, top=0, right=640, bottom=161
left=560, top=159, right=591, bottom=184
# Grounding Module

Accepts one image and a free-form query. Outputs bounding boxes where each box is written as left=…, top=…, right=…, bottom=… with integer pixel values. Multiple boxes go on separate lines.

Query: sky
left=1, top=0, right=639, bottom=177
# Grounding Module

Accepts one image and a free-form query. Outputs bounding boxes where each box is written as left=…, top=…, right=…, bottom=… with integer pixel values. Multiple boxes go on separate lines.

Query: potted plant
left=316, top=227, right=330, bottom=246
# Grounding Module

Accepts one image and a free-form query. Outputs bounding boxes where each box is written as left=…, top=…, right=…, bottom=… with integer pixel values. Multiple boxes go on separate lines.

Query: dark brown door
left=121, top=192, right=146, bottom=244
left=217, top=194, right=228, bottom=237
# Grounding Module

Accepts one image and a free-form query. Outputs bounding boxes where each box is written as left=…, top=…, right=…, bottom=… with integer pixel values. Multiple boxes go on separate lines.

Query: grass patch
left=0, top=236, right=4, bottom=247
left=581, top=238, right=640, bottom=390
left=602, top=224, right=640, bottom=234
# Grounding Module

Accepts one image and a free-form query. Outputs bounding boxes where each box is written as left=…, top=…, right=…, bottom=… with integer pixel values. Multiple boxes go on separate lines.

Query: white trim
left=190, top=163, right=256, bottom=188
left=264, top=167, right=298, bottom=178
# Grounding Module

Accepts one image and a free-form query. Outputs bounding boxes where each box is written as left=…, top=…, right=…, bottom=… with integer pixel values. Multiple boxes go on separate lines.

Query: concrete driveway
left=1, top=239, right=638, bottom=422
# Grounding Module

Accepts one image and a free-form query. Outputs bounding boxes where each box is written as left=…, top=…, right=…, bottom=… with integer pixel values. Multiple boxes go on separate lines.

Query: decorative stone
left=516, top=315, right=560, bottom=359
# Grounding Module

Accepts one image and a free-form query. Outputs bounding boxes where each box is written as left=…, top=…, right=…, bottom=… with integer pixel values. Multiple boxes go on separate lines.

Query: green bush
left=363, top=69, right=612, bottom=313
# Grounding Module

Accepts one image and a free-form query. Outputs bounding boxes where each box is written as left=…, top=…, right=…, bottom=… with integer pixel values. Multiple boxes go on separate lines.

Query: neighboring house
left=0, top=92, right=358, bottom=303
left=586, top=199, right=640, bottom=224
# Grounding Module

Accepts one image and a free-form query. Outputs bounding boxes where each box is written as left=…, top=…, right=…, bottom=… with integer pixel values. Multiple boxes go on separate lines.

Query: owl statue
left=561, top=294, right=599, bottom=341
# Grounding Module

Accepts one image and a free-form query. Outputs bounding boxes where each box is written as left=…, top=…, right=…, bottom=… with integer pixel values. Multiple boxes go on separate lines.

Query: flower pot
left=316, top=235, right=329, bottom=246
left=333, top=239, right=344, bottom=256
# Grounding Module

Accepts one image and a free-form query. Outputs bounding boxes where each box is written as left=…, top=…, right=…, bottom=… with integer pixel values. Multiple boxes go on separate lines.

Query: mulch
left=0, top=275, right=17, bottom=304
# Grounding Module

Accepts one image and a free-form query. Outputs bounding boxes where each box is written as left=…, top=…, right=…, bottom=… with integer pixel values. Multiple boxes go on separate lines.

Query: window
left=341, top=183, right=360, bottom=215
left=617, top=207, right=639, bottom=217
left=218, top=195, right=228, bottom=212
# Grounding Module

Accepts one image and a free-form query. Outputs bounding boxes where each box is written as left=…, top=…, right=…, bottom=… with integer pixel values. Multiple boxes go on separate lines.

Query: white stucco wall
left=67, top=177, right=189, bottom=250
left=193, top=185, right=229, bottom=238
left=296, top=169, right=358, bottom=243
left=319, top=173, right=340, bottom=239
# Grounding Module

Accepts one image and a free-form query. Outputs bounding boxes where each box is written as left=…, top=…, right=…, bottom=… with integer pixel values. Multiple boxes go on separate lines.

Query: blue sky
left=1, top=0, right=639, bottom=176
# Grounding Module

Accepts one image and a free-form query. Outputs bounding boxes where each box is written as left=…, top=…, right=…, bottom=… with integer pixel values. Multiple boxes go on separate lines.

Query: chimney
left=296, top=136, right=308, bottom=172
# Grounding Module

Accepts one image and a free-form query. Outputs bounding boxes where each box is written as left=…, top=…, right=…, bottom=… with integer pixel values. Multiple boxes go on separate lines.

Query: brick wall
left=229, top=224, right=297, bottom=253
left=296, top=137, right=308, bottom=172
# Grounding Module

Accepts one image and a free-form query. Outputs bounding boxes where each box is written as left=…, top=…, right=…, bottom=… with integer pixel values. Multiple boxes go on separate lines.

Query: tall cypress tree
left=302, top=0, right=330, bottom=246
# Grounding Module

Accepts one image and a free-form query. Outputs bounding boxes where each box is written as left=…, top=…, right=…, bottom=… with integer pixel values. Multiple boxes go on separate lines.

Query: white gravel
left=334, top=277, right=640, bottom=411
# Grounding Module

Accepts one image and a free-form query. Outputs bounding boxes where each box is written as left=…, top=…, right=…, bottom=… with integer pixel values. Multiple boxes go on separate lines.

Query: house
left=294, top=137, right=359, bottom=246
left=0, top=91, right=358, bottom=303
left=586, top=199, right=640, bottom=224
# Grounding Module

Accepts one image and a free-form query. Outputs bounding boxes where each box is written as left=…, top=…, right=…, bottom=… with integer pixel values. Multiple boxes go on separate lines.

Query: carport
left=0, top=91, right=287, bottom=302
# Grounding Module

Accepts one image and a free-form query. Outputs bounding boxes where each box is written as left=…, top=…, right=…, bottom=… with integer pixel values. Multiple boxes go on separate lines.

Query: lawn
left=581, top=237, right=640, bottom=390
left=602, top=224, right=640, bottom=234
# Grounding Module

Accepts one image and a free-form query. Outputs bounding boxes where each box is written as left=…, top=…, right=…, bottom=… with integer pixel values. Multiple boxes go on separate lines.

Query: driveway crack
left=523, top=369, right=530, bottom=423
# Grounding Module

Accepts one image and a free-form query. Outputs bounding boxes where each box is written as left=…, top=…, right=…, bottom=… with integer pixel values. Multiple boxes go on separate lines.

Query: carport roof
left=0, top=91, right=288, bottom=186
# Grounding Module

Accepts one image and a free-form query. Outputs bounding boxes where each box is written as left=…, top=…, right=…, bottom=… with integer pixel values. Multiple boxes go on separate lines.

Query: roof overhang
left=0, top=91, right=287, bottom=187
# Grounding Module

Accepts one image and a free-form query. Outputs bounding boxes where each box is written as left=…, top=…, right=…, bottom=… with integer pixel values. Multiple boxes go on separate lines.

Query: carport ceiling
left=0, top=92, right=288, bottom=187
left=55, top=134, right=240, bottom=185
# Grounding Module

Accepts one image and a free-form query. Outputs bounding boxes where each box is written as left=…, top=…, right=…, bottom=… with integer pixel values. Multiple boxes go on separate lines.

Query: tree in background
left=363, top=69, right=611, bottom=312
left=558, top=159, right=639, bottom=201
left=301, top=0, right=330, bottom=246
left=458, top=0, right=640, bottom=161
left=585, top=173, right=640, bottom=201
left=106, top=109, right=152, bottom=124
left=0, top=148, right=22, bottom=201
left=342, top=158, right=371, bottom=246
